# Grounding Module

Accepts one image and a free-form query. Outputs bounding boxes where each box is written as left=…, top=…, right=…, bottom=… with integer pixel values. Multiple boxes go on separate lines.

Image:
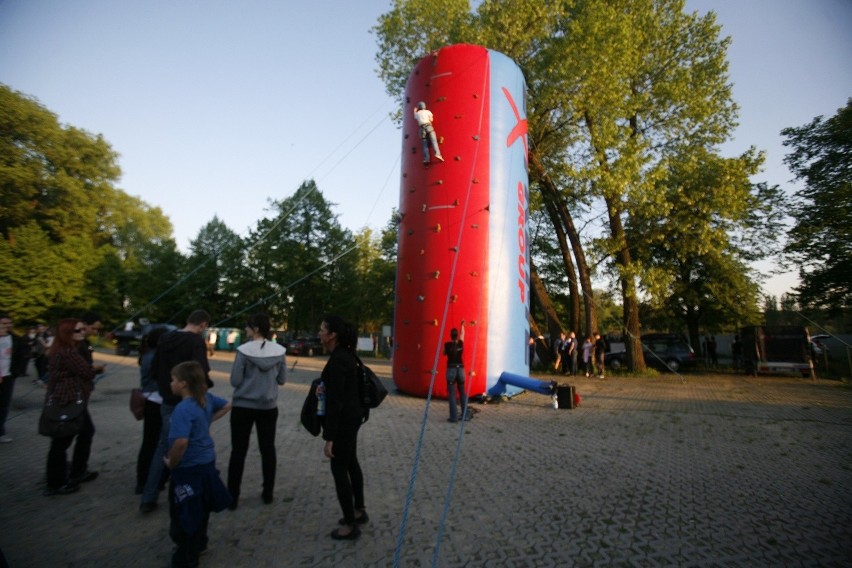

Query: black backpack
left=355, top=356, right=388, bottom=410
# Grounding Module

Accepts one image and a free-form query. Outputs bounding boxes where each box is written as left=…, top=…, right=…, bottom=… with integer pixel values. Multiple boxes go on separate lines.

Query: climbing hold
left=472, top=135, right=480, bottom=141
left=419, top=249, right=425, bottom=255
left=417, top=295, right=425, bottom=302
left=421, top=204, right=427, bottom=212
left=449, top=246, right=458, bottom=252
left=434, top=224, right=441, bottom=232
left=450, top=294, right=458, bottom=302
left=454, top=156, right=461, bottom=161
left=406, top=273, right=412, bottom=281
left=436, top=179, right=444, bottom=185
left=432, top=270, right=440, bottom=279
left=472, top=178, right=479, bottom=184
left=471, top=224, right=479, bottom=229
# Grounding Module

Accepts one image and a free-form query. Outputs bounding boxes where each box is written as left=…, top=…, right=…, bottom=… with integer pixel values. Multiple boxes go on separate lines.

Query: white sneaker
left=0, top=435, right=12, bottom=443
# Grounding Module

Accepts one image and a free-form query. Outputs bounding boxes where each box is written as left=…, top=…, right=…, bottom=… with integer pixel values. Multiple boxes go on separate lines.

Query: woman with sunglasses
left=43, top=318, right=104, bottom=495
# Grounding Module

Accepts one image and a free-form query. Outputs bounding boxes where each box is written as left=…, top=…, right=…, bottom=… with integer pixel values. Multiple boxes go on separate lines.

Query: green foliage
left=240, top=181, right=358, bottom=334
left=0, top=83, right=180, bottom=327
left=374, top=0, right=773, bottom=359
left=628, top=147, right=786, bottom=345
left=373, top=0, right=473, bottom=109
left=782, top=98, right=852, bottom=311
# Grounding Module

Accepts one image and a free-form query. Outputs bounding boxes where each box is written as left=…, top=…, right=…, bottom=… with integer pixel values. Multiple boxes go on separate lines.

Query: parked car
left=740, top=326, right=812, bottom=378
left=112, top=322, right=177, bottom=356
left=287, top=336, right=323, bottom=356
left=606, top=333, right=697, bottom=373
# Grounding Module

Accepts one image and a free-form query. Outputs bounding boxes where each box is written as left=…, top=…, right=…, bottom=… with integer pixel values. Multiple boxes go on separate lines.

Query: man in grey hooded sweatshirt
left=227, top=313, right=287, bottom=508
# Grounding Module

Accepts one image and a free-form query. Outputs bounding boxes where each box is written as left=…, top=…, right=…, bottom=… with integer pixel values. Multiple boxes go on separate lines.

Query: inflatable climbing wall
left=392, top=44, right=529, bottom=399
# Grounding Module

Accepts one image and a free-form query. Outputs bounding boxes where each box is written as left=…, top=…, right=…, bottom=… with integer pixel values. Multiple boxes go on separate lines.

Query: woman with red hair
left=44, top=318, right=103, bottom=495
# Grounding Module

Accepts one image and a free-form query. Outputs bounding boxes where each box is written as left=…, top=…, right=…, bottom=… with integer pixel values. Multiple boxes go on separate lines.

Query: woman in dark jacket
left=44, top=318, right=104, bottom=495
left=318, top=315, right=367, bottom=540
left=135, top=326, right=168, bottom=494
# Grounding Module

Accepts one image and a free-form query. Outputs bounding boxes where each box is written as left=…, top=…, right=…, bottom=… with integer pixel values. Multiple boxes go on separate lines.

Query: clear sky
left=1, top=0, right=850, bottom=300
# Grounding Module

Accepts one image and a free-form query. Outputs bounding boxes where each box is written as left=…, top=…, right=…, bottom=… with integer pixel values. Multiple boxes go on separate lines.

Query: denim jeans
left=446, top=366, right=468, bottom=421
left=420, top=125, right=441, bottom=161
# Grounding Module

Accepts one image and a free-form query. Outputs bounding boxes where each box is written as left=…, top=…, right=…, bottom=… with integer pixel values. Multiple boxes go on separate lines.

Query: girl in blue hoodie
left=226, top=313, right=287, bottom=509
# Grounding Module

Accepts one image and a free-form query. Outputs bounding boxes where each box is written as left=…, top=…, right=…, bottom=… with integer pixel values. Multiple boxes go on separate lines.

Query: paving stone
left=1, top=353, right=850, bottom=567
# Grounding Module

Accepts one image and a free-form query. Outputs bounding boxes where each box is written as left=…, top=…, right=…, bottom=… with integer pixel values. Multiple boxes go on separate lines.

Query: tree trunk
left=530, top=265, right=563, bottom=367
left=584, top=110, right=646, bottom=372
left=530, top=151, right=597, bottom=338
left=540, top=185, right=580, bottom=331
left=605, top=196, right=646, bottom=372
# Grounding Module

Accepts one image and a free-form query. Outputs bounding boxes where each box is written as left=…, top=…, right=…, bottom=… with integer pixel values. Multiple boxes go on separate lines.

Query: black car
left=287, top=336, right=323, bottom=356
left=607, top=333, right=697, bottom=372
left=112, top=322, right=177, bottom=356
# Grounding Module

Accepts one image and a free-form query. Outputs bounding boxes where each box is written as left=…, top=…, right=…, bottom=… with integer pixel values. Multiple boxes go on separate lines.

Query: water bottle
left=552, top=394, right=559, bottom=410
left=317, top=381, right=326, bottom=416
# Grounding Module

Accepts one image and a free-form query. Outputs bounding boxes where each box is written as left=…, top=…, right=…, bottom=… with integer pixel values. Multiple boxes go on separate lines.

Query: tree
left=782, top=98, right=852, bottom=311
left=165, top=217, right=244, bottom=325
left=350, top=226, right=396, bottom=335
left=374, top=0, right=744, bottom=371
left=0, top=84, right=181, bottom=325
left=628, top=147, right=785, bottom=347
left=247, top=180, right=356, bottom=334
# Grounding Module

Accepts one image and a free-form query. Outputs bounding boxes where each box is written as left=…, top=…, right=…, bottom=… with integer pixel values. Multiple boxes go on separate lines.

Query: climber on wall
left=413, top=101, right=444, bottom=164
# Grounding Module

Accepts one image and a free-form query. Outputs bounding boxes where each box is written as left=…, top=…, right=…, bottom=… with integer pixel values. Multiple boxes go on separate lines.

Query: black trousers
left=329, top=421, right=364, bottom=525
left=136, top=400, right=162, bottom=488
left=227, top=406, right=278, bottom=502
left=46, top=409, right=94, bottom=488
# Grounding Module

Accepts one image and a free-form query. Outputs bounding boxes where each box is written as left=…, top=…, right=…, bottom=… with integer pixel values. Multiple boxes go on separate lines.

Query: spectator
left=135, top=326, right=169, bottom=494
left=317, top=315, right=368, bottom=540
left=227, top=313, right=287, bottom=509
left=0, top=312, right=30, bottom=443
left=43, top=319, right=104, bottom=493
left=140, top=309, right=212, bottom=513
left=163, top=361, right=231, bottom=567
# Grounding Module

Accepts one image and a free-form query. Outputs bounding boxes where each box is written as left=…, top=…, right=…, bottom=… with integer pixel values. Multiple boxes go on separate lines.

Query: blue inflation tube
left=498, top=372, right=556, bottom=396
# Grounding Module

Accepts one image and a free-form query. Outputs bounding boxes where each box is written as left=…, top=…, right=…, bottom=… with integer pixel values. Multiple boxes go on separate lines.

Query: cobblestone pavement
left=1, top=350, right=850, bottom=567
